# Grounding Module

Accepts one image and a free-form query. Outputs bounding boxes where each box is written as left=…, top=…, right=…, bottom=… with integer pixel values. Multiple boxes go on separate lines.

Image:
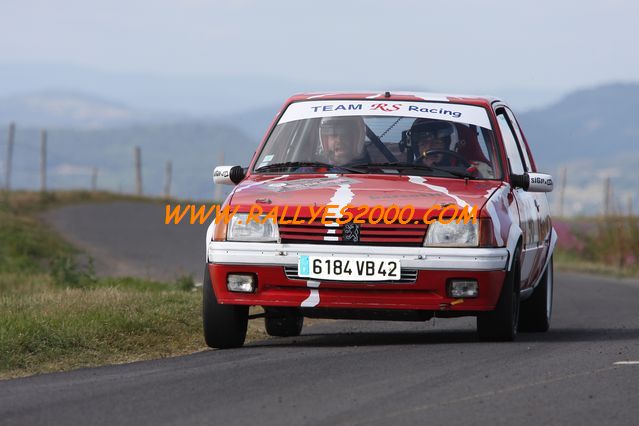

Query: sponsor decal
left=369, top=193, right=439, bottom=200
left=264, top=177, right=360, bottom=193
left=310, top=104, right=362, bottom=112
left=279, top=100, right=491, bottom=129
left=370, top=103, right=402, bottom=112
left=530, top=176, right=553, bottom=186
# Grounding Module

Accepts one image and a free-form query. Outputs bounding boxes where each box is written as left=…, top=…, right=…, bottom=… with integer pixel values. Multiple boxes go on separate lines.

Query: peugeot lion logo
left=343, top=223, right=361, bottom=243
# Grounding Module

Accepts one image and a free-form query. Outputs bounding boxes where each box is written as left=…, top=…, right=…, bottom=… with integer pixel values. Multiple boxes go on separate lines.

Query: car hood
left=229, top=174, right=503, bottom=212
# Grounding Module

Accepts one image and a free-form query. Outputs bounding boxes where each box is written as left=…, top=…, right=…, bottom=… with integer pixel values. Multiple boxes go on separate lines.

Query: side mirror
left=510, top=172, right=553, bottom=192
left=213, top=165, right=246, bottom=185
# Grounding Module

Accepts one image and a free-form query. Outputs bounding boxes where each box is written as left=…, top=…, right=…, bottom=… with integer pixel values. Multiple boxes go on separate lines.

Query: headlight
left=227, top=213, right=279, bottom=242
left=424, top=221, right=478, bottom=247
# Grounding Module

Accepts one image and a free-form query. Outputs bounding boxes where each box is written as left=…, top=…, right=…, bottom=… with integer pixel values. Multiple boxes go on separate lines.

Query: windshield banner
left=279, top=100, right=492, bottom=129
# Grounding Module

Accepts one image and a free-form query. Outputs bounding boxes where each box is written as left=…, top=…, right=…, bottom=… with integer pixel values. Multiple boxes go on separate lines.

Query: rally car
left=204, top=91, right=556, bottom=348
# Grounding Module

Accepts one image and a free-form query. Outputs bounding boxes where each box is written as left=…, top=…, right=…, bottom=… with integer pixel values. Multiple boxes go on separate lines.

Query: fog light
left=448, top=279, right=479, bottom=298
left=227, top=274, right=256, bottom=293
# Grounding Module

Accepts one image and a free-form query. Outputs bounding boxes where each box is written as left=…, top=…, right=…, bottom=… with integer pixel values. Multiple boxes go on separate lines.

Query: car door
left=494, top=107, right=541, bottom=290
left=505, top=107, right=552, bottom=283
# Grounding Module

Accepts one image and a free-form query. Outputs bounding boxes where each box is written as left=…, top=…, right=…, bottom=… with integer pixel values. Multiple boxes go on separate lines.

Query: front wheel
left=518, top=256, right=553, bottom=332
left=477, top=249, right=521, bottom=342
left=202, top=266, right=248, bottom=349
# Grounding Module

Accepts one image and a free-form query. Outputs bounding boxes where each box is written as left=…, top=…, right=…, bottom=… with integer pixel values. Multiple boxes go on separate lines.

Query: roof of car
left=286, top=91, right=502, bottom=107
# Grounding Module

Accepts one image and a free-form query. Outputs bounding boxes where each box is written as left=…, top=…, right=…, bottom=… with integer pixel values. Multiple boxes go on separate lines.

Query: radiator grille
left=279, top=220, right=427, bottom=246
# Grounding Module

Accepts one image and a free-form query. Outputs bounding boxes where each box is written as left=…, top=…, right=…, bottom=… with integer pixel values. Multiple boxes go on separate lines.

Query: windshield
left=253, top=100, right=502, bottom=179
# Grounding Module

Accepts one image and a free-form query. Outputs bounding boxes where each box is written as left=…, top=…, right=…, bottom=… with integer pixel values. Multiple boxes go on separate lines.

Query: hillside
left=0, top=63, right=306, bottom=115
left=1, top=122, right=255, bottom=200
left=518, top=83, right=639, bottom=215
left=1, top=83, right=637, bottom=211
left=519, top=82, right=639, bottom=169
left=0, top=92, right=186, bottom=128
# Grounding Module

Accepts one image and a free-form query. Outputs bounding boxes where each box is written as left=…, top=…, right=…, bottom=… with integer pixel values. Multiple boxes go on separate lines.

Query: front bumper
left=207, top=242, right=509, bottom=312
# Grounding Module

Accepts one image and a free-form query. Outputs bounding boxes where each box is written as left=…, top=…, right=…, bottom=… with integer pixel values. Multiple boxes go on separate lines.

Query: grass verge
left=0, top=273, right=268, bottom=380
left=553, top=216, right=639, bottom=279
left=554, top=249, right=639, bottom=278
left=0, top=191, right=265, bottom=380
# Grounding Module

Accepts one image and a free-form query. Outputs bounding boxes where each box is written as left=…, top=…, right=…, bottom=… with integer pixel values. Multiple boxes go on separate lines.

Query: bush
left=557, top=216, right=638, bottom=275
left=175, top=274, right=195, bottom=292
left=49, top=256, right=97, bottom=289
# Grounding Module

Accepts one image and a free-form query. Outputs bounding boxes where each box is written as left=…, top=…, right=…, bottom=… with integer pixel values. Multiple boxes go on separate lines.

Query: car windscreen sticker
left=279, top=100, right=491, bottom=129
left=257, top=154, right=275, bottom=169
left=264, top=177, right=359, bottom=192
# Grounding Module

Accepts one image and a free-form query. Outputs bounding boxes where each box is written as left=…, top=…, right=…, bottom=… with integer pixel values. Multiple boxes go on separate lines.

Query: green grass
left=0, top=190, right=266, bottom=379
left=0, top=274, right=201, bottom=378
left=1, top=189, right=218, bottom=215
left=0, top=206, right=74, bottom=275
left=554, top=249, right=639, bottom=279
left=0, top=273, right=268, bottom=379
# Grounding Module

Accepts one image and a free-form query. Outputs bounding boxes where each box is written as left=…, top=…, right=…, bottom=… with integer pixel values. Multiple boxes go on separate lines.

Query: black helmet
left=409, top=118, right=454, bottom=157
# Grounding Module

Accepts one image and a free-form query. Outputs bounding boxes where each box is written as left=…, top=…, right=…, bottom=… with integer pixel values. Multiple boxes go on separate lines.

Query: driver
left=410, top=118, right=494, bottom=178
left=318, top=116, right=367, bottom=166
left=410, top=119, right=455, bottom=167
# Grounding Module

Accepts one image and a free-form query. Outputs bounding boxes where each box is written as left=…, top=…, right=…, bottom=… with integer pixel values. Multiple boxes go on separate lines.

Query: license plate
left=298, top=255, right=401, bottom=281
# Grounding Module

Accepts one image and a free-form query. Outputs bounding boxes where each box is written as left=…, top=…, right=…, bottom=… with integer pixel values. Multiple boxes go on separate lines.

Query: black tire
left=477, top=248, right=521, bottom=342
left=202, top=266, right=248, bottom=349
left=264, top=308, right=304, bottom=337
left=518, top=256, right=553, bottom=332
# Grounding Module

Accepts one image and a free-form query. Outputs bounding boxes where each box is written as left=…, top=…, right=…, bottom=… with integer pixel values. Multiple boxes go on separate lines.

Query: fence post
left=4, top=122, right=15, bottom=192
left=603, top=176, right=612, bottom=217
left=91, top=167, right=98, bottom=192
left=558, top=166, right=567, bottom=217
left=164, top=161, right=172, bottom=198
left=134, top=146, right=142, bottom=196
left=40, top=129, right=47, bottom=192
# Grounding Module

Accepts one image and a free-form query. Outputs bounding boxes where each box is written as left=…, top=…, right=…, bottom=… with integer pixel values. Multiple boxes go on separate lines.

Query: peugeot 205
left=204, top=91, right=556, bottom=348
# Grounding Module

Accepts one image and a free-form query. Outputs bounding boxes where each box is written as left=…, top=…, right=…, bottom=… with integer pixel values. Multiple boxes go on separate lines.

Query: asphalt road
left=2, top=202, right=637, bottom=425
left=41, top=201, right=207, bottom=281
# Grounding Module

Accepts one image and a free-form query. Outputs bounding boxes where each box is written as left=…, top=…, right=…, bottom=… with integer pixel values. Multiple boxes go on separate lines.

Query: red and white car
left=204, top=92, right=556, bottom=347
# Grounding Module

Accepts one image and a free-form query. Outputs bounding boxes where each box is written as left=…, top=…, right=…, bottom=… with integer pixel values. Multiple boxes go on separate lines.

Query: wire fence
left=1, top=121, right=636, bottom=213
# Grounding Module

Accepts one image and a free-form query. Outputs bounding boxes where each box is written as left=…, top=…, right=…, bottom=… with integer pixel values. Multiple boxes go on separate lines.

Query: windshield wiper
left=346, top=162, right=476, bottom=179
left=255, top=161, right=365, bottom=174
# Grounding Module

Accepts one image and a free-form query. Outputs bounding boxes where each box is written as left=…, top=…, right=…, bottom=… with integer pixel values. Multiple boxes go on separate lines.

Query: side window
left=505, top=108, right=533, bottom=172
left=496, top=109, right=525, bottom=175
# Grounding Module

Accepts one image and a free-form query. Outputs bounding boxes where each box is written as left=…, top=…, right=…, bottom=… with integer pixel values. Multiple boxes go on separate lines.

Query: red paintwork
left=209, top=263, right=505, bottom=311
left=213, top=176, right=512, bottom=312
left=210, top=92, right=553, bottom=315
left=228, top=174, right=512, bottom=248
left=230, top=174, right=501, bottom=211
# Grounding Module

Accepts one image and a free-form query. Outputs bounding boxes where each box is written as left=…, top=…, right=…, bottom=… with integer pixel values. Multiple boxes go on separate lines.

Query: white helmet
left=318, top=116, right=366, bottom=161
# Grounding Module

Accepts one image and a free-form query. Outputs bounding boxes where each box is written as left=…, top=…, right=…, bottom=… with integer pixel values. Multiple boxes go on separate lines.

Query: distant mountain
left=0, top=91, right=187, bottom=128
left=0, top=63, right=309, bottom=115
left=518, top=82, right=639, bottom=215
left=519, top=82, right=639, bottom=169
left=215, top=105, right=281, bottom=141
left=0, top=62, right=563, bottom=115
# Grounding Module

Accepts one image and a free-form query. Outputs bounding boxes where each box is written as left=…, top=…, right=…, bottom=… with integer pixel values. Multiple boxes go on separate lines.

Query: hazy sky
left=1, top=0, right=638, bottom=102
